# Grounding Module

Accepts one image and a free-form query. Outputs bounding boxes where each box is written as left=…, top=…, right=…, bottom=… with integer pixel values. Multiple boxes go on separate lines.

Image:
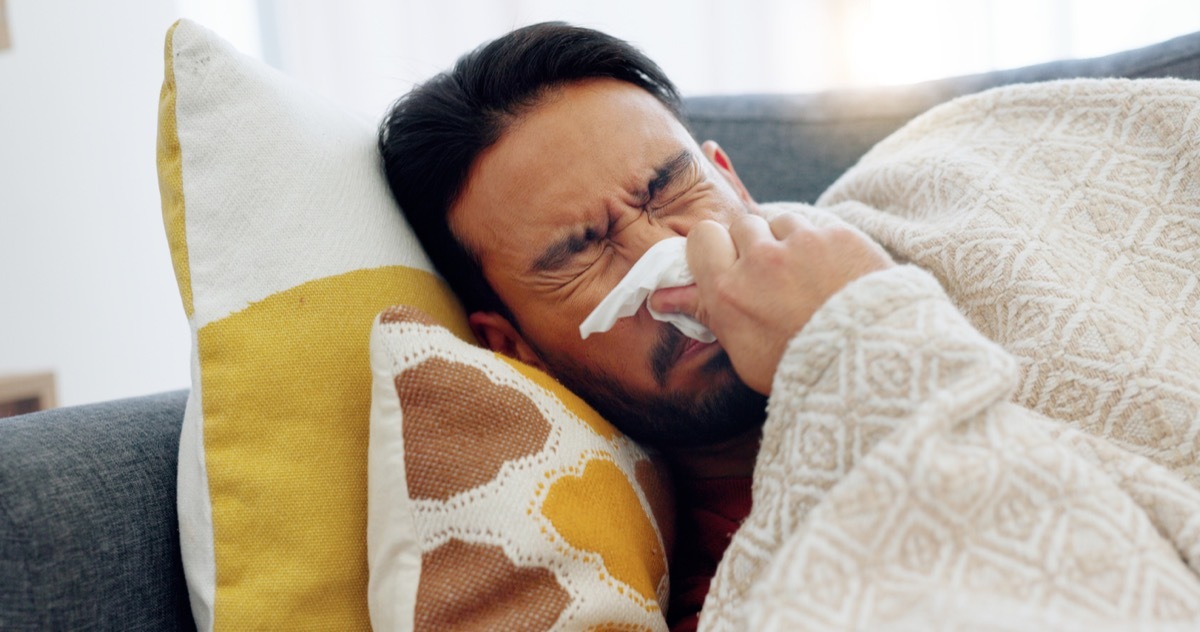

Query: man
left=380, top=21, right=1200, bottom=631
left=378, top=22, right=892, bottom=627
left=378, top=20, right=891, bottom=474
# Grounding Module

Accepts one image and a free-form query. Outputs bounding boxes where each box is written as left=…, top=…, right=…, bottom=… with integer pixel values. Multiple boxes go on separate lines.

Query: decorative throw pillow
left=368, top=307, right=673, bottom=631
left=159, top=19, right=468, bottom=630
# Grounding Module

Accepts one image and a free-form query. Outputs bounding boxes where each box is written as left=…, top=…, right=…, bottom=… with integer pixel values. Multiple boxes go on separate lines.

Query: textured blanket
left=700, top=79, right=1200, bottom=630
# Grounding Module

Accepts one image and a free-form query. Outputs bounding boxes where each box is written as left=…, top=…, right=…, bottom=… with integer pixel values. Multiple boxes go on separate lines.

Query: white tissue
left=578, top=237, right=716, bottom=342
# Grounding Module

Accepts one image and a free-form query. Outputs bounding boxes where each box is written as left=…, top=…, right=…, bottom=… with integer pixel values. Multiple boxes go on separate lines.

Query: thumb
left=648, top=284, right=701, bottom=319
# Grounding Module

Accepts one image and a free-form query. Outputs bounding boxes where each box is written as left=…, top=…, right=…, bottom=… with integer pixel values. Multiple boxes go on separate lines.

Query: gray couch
left=4, top=31, right=1199, bottom=630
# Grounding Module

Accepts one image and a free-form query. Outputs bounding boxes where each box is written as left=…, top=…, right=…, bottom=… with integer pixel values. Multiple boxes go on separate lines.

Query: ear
left=701, top=140, right=756, bottom=207
left=468, top=311, right=546, bottom=370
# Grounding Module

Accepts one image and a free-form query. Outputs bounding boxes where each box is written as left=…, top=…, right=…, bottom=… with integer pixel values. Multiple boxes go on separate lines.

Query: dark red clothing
left=667, top=476, right=753, bottom=632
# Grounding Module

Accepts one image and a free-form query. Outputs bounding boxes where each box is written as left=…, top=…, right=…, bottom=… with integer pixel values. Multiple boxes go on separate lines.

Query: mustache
left=649, top=324, right=686, bottom=387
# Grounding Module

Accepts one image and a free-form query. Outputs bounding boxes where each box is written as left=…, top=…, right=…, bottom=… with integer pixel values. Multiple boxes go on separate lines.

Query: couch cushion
left=0, top=391, right=193, bottom=631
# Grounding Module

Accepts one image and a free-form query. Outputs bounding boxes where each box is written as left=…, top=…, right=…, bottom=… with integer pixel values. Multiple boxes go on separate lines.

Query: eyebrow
left=530, top=149, right=695, bottom=274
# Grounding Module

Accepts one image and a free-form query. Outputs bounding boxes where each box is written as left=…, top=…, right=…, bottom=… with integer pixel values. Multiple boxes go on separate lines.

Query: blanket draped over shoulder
left=700, top=79, right=1200, bottom=631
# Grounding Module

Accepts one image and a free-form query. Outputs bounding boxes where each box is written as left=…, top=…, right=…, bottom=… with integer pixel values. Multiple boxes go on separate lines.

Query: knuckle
left=713, top=276, right=741, bottom=305
left=753, top=242, right=788, bottom=268
left=825, top=224, right=858, bottom=240
left=823, top=225, right=869, bottom=250
left=730, top=214, right=759, bottom=231
left=688, top=220, right=715, bottom=239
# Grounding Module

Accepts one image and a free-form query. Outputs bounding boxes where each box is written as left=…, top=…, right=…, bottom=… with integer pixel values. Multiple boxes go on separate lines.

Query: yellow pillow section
left=156, top=31, right=190, bottom=317
left=159, top=20, right=467, bottom=630
left=198, top=269, right=464, bottom=627
left=368, top=307, right=673, bottom=631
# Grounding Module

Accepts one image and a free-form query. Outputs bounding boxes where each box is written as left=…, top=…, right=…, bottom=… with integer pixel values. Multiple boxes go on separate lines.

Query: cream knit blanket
left=700, top=79, right=1200, bottom=630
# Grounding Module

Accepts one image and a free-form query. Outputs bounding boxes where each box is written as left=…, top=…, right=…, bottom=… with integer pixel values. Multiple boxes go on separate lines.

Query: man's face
left=450, top=78, right=765, bottom=447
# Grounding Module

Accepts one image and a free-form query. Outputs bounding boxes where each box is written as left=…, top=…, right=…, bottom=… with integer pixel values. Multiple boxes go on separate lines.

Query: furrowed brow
left=529, top=150, right=693, bottom=275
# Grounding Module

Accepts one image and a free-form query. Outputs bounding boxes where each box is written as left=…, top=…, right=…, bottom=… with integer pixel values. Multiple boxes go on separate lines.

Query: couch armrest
left=685, top=29, right=1200, bottom=204
left=0, top=390, right=194, bottom=631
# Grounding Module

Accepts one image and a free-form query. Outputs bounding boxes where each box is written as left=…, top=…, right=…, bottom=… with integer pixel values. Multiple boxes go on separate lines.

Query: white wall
left=236, top=0, right=1200, bottom=121
left=0, top=0, right=190, bottom=406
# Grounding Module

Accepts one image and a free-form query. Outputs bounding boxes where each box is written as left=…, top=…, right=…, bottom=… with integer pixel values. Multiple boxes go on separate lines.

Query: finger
left=686, top=220, right=736, bottom=286
left=768, top=211, right=813, bottom=239
left=727, top=214, right=774, bottom=252
left=648, top=284, right=700, bottom=317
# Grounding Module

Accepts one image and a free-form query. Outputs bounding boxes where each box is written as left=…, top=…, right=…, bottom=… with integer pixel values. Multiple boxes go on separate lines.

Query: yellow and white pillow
left=159, top=18, right=673, bottom=631
left=368, top=307, right=672, bottom=631
left=160, top=19, right=466, bottom=630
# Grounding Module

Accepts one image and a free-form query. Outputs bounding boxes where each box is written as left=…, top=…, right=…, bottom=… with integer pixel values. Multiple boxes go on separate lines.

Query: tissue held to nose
left=578, top=237, right=716, bottom=342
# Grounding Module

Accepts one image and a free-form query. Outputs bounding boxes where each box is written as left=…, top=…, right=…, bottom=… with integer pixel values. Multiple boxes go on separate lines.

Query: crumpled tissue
left=578, top=237, right=716, bottom=342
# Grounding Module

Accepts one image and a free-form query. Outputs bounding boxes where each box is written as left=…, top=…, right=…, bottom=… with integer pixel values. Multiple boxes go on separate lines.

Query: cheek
left=690, top=183, right=752, bottom=228
left=713, top=187, right=752, bottom=222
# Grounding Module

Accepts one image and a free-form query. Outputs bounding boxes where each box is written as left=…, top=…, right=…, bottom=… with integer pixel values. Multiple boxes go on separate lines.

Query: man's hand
left=650, top=213, right=894, bottom=394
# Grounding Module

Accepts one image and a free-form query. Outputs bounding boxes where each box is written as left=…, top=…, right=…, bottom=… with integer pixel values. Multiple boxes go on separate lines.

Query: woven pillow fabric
left=368, top=306, right=673, bottom=631
left=158, top=19, right=467, bottom=630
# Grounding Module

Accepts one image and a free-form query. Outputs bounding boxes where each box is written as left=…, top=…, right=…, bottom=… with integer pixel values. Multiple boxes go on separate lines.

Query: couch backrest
left=685, top=29, right=1200, bottom=204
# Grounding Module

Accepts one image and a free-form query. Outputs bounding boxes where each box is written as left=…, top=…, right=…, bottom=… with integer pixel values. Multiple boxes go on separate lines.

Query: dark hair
left=378, top=22, right=682, bottom=319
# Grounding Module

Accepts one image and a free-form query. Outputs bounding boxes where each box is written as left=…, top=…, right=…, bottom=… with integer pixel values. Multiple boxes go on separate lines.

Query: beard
left=533, top=325, right=768, bottom=449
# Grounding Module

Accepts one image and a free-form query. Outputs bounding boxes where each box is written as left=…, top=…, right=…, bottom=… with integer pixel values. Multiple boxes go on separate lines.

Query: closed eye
left=640, top=149, right=695, bottom=211
left=531, top=226, right=603, bottom=273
